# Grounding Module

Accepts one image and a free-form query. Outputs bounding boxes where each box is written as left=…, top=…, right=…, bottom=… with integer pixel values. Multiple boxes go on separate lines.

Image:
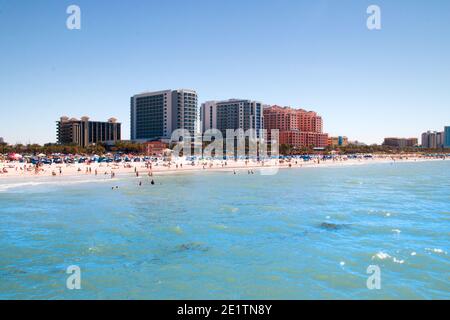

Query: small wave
left=0, top=181, right=45, bottom=191
left=0, top=177, right=114, bottom=192
left=425, top=248, right=447, bottom=255
left=372, top=251, right=405, bottom=264
left=393, top=258, right=405, bottom=264
left=373, top=252, right=391, bottom=260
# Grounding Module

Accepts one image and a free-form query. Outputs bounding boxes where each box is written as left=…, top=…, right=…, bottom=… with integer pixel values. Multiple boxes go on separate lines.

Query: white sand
left=0, top=155, right=447, bottom=181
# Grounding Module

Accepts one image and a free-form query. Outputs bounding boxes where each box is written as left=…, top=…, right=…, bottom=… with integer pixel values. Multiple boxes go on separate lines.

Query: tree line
left=0, top=141, right=145, bottom=156
left=279, top=144, right=450, bottom=155
left=1, top=140, right=448, bottom=156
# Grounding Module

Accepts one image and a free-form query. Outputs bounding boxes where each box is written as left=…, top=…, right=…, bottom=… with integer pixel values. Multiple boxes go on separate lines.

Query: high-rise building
left=200, top=101, right=218, bottom=133
left=263, top=105, right=328, bottom=148
left=383, top=137, right=418, bottom=148
left=201, top=99, right=263, bottom=138
left=130, top=89, right=198, bottom=141
left=445, top=126, right=450, bottom=148
left=56, top=116, right=121, bottom=147
left=422, top=131, right=438, bottom=148
left=436, top=132, right=445, bottom=148
left=0, top=137, right=4, bottom=144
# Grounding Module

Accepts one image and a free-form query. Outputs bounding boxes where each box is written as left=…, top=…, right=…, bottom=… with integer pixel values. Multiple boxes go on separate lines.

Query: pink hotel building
left=264, top=106, right=329, bottom=148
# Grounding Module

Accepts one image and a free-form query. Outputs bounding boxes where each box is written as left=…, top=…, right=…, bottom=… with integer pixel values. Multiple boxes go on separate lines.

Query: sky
left=0, top=0, right=449, bottom=145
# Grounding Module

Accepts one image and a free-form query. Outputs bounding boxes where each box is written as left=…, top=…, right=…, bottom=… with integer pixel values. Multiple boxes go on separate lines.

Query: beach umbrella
left=38, top=153, right=46, bottom=157
left=8, top=153, right=22, bottom=161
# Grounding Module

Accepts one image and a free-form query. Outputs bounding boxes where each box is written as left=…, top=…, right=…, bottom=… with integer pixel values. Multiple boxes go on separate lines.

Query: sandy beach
left=0, top=154, right=448, bottom=181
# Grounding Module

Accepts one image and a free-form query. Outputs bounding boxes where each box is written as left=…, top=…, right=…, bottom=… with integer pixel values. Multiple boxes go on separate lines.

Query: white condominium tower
left=200, top=99, right=264, bottom=138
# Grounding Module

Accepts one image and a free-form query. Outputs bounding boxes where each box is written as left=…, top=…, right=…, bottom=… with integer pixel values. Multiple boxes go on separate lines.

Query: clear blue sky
left=1, top=0, right=449, bottom=145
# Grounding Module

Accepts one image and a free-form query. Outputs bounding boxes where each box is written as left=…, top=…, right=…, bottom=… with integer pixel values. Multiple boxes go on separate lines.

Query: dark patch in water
left=175, top=242, right=209, bottom=253
left=0, top=267, right=27, bottom=275
left=320, top=222, right=349, bottom=231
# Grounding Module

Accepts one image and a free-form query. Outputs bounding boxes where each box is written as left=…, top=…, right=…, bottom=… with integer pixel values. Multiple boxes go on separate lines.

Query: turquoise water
left=0, top=161, right=449, bottom=299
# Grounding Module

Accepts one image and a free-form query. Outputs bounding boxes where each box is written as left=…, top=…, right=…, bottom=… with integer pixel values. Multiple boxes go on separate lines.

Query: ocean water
left=0, top=161, right=449, bottom=299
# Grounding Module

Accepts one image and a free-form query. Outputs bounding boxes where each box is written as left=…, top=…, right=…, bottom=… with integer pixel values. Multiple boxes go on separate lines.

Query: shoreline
left=0, top=156, right=448, bottom=185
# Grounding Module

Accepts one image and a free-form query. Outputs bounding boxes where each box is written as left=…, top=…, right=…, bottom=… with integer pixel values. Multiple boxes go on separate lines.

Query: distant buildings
left=422, top=127, right=450, bottom=149
left=422, top=131, right=437, bottom=148
left=383, top=137, right=418, bottom=148
left=0, top=137, right=4, bottom=144
left=328, top=136, right=349, bottom=147
left=201, top=99, right=263, bottom=138
left=421, top=130, right=445, bottom=148
left=130, top=89, right=198, bottom=142
left=263, top=105, right=328, bottom=148
left=436, top=132, right=445, bottom=148
left=57, top=116, right=121, bottom=147
left=445, top=126, right=450, bottom=148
